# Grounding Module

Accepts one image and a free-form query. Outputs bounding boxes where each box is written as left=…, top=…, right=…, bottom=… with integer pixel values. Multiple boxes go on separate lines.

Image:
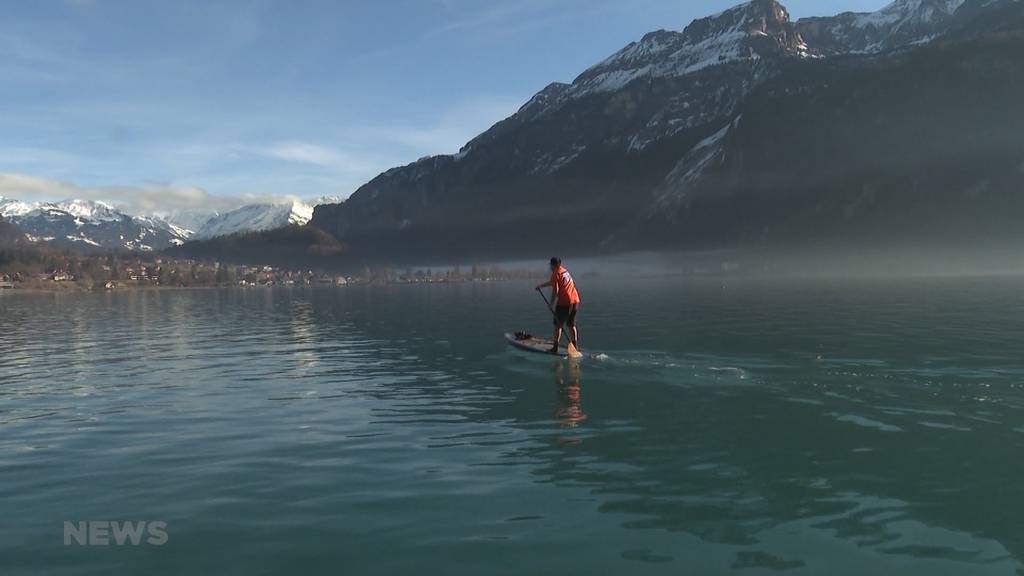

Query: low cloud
left=260, top=142, right=353, bottom=169
left=0, top=172, right=301, bottom=216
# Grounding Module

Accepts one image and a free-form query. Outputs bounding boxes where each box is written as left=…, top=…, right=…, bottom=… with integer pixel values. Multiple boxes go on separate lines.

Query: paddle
left=536, top=287, right=583, bottom=359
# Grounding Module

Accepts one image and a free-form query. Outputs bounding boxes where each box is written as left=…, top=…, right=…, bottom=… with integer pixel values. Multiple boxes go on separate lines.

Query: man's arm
left=534, top=279, right=559, bottom=306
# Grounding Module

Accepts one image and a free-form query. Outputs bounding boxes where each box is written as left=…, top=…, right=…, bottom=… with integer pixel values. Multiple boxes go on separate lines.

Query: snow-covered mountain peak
left=0, top=197, right=41, bottom=219
left=561, top=0, right=805, bottom=101
left=53, top=199, right=123, bottom=222
left=796, top=0, right=968, bottom=55
left=192, top=200, right=313, bottom=240
left=0, top=197, right=127, bottom=223
left=513, top=0, right=982, bottom=123
left=852, top=0, right=965, bottom=29
left=515, top=82, right=572, bottom=121
left=690, top=0, right=792, bottom=41
left=0, top=196, right=189, bottom=251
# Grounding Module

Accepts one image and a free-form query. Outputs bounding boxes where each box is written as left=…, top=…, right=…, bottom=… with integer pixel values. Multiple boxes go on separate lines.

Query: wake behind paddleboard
left=505, top=332, right=581, bottom=358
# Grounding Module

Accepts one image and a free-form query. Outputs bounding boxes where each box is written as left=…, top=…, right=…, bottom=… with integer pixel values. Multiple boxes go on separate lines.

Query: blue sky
left=0, top=0, right=889, bottom=213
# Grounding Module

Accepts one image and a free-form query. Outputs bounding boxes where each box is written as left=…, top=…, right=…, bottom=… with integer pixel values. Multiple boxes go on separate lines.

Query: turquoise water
left=3, top=277, right=1024, bottom=575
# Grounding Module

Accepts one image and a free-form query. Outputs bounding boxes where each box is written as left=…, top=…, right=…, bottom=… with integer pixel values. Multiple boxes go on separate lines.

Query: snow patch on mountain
left=152, top=219, right=192, bottom=239
left=66, top=234, right=101, bottom=247
left=652, top=119, right=736, bottom=212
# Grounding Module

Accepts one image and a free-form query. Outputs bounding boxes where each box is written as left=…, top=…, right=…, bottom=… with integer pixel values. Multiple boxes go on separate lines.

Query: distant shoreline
left=0, top=276, right=539, bottom=294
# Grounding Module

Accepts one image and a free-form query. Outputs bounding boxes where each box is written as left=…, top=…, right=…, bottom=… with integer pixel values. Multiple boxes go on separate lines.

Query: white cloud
left=260, top=142, right=351, bottom=168
left=158, top=140, right=385, bottom=176
left=0, top=172, right=300, bottom=216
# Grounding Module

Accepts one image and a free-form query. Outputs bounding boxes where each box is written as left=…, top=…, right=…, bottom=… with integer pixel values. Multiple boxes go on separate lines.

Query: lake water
left=3, top=276, right=1024, bottom=575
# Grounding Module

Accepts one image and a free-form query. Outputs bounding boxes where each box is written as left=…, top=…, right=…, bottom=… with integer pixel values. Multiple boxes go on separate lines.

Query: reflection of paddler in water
left=554, top=360, right=586, bottom=430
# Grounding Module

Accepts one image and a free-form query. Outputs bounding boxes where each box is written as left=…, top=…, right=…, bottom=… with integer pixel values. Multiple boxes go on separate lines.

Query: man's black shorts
left=554, top=304, right=578, bottom=327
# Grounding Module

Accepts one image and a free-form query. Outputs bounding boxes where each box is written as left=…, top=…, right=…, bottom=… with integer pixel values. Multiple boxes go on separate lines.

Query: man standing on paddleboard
left=536, top=257, right=581, bottom=355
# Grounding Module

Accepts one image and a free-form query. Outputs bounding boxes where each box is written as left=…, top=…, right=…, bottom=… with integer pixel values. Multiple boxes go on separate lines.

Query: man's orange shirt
left=550, top=266, right=581, bottom=305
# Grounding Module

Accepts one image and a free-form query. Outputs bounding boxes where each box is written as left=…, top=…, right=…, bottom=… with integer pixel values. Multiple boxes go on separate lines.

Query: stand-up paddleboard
left=505, top=332, right=582, bottom=358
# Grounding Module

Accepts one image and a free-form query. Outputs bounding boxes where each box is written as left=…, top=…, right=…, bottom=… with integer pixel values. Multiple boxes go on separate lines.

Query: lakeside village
left=0, top=251, right=542, bottom=291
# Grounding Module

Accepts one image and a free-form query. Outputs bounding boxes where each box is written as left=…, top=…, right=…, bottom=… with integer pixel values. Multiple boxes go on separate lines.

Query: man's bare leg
left=551, top=326, right=562, bottom=354
left=568, top=325, right=578, bottom=348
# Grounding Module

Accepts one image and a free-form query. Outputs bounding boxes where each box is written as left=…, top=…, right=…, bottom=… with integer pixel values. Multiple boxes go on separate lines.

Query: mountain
left=0, top=195, right=322, bottom=251
left=181, top=0, right=1024, bottom=266
left=156, top=208, right=220, bottom=236
left=0, top=197, right=190, bottom=252
left=542, top=0, right=809, bottom=104
left=797, top=0, right=967, bottom=56
left=0, top=215, right=25, bottom=245
left=191, top=201, right=313, bottom=240
left=623, top=1, right=1024, bottom=250
left=311, top=0, right=808, bottom=261
left=164, top=224, right=344, bottom=266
